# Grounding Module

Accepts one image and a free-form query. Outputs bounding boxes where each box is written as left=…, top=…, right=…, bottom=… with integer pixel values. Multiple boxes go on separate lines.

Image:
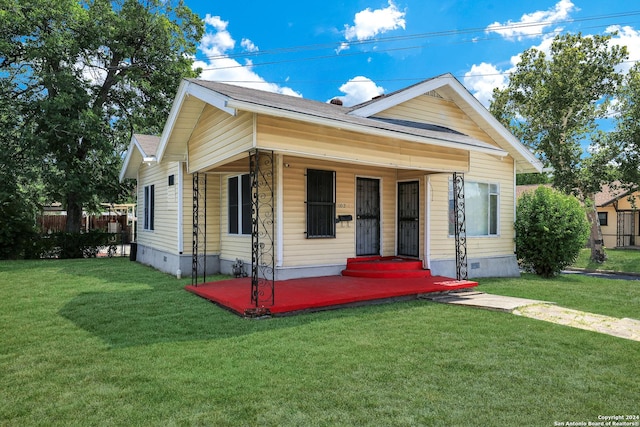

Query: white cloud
left=344, top=1, right=406, bottom=41
left=606, top=25, right=640, bottom=73
left=241, top=38, right=258, bottom=53
left=486, top=0, right=576, bottom=40
left=195, top=14, right=301, bottom=97
left=464, top=63, right=509, bottom=107
left=334, top=76, right=385, bottom=106
left=200, top=15, right=235, bottom=56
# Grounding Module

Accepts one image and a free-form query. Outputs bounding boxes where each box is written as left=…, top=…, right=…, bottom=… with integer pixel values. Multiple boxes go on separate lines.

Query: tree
left=0, top=79, right=41, bottom=258
left=0, top=0, right=203, bottom=238
left=491, top=33, right=627, bottom=262
left=612, top=63, right=640, bottom=189
left=515, top=186, right=589, bottom=278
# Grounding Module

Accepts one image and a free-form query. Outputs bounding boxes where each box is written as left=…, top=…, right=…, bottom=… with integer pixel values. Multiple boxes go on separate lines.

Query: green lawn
left=480, top=273, right=640, bottom=319
left=1, top=259, right=638, bottom=426
left=572, top=248, right=640, bottom=274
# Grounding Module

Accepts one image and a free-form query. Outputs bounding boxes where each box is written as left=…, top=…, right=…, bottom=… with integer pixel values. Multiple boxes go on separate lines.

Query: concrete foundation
left=135, top=244, right=220, bottom=278
left=429, top=254, right=520, bottom=279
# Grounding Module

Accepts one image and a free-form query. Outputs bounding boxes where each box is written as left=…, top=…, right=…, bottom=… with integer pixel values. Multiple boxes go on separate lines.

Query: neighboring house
left=596, top=183, right=640, bottom=248
left=120, top=73, right=542, bottom=282
left=516, top=183, right=640, bottom=249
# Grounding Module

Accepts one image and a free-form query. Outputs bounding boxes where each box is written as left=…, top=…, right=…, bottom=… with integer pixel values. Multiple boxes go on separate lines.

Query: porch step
left=342, top=256, right=431, bottom=279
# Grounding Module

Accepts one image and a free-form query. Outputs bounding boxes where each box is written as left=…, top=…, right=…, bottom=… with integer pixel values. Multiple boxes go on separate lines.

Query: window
left=598, top=212, right=608, bottom=226
left=449, top=180, right=499, bottom=236
left=306, top=169, right=336, bottom=238
left=228, top=174, right=252, bottom=235
left=143, top=184, right=155, bottom=231
left=168, top=175, right=175, bottom=186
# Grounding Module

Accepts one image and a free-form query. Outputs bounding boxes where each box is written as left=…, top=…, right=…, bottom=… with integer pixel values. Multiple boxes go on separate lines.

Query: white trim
left=177, top=162, right=184, bottom=254
left=354, top=175, right=383, bottom=257
left=156, top=80, right=237, bottom=163
left=349, top=73, right=543, bottom=173
left=276, top=154, right=284, bottom=267
left=119, top=134, right=156, bottom=182
left=513, top=162, right=517, bottom=254
left=395, top=178, right=421, bottom=257
left=254, top=147, right=470, bottom=174
left=187, top=83, right=236, bottom=116
left=426, top=175, right=432, bottom=270
left=349, top=76, right=451, bottom=118
left=226, top=99, right=508, bottom=158
left=119, top=138, right=136, bottom=182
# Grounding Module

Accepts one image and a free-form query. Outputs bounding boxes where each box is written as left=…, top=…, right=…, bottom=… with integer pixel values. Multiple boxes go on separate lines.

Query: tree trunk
left=65, top=194, right=83, bottom=234
left=585, top=195, right=606, bottom=263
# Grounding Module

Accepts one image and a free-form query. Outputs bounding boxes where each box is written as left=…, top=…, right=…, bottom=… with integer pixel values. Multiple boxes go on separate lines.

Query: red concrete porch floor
left=185, top=274, right=478, bottom=317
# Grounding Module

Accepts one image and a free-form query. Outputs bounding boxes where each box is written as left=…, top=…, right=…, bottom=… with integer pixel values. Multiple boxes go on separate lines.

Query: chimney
left=330, top=98, right=343, bottom=106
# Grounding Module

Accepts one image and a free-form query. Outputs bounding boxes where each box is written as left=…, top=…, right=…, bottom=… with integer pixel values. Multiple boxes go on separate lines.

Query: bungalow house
left=120, top=73, right=542, bottom=290
left=596, top=183, right=640, bottom=248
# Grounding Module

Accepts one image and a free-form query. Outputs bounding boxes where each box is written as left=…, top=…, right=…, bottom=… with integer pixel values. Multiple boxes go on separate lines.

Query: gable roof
left=349, top=73, right=542, bottom=173
left=119, top=134, right=160, bottom=182
left=132, top=73, right=542, bottom=176
left=595, top=182, right=639, bottom=207
left=154, top=78, right=513, bottom=165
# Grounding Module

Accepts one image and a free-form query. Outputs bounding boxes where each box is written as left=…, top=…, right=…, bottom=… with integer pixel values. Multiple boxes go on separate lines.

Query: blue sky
left=185, top=0, right=640, bottom=107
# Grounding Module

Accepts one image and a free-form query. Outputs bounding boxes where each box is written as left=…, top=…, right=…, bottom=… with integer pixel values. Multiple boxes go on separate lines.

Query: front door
left=356, top=177, right=381, bottom=256
left=397, top=181, right=419, bottom=257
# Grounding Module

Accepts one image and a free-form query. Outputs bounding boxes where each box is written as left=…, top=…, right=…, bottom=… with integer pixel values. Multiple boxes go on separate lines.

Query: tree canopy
left=490, top=33, right=628, bottom=262
left=612, top=63, right=640, bottom=189
left=0, top=0, right=204, bottom=238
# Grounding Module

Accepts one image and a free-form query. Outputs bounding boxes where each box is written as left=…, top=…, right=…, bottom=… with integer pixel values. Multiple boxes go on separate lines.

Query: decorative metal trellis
left=192, top=172, right=207, bottom=286
left=616, top=211, right=636, bottom=247
left=249, top=149, right=275, bottom=309
left=452, top=172, right=468, bottom=280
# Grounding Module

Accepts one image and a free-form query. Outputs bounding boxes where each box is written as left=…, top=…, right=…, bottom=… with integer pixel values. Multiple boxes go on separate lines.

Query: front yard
left=0, top=258, right=638, bottom=426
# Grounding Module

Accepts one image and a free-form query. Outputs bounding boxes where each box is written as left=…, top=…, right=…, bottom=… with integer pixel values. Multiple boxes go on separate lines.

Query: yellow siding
left=599, top=191, right=640, bottom=248
left=188, top=106, right=254, bottom=172
left=217, top=170, right=270, bottom=263
left=257, top=115, right=468, bottom=172
left=599, top=205, right=618, bottom=248
left=179, top=171, right=221, bottom=255
left=137, top=161, right=181, bottom=254
left=375, top=94, right=499, bottom=147
left=281, top=156, right=400, bottom=267
left=429, top=153, right=515, bottom=261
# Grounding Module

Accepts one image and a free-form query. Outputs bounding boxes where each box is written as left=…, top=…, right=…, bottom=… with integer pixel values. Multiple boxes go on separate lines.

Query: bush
left=515, top=186, right=589, bottom=277
left=0, top=190, right=39, bottom=260
left=24, top=231, right=119, bottom=259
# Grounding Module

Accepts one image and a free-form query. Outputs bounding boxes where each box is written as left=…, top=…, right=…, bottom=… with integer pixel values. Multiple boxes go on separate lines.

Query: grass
left=1, top=258, right=638, bottom=426
left=572, top=248, right=640, bottom=274
left=480, top=273, right=640, bottom=319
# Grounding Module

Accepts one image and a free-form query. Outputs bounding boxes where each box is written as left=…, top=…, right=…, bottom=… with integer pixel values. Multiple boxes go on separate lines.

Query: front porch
left=186, top=257, right=477, bottom=317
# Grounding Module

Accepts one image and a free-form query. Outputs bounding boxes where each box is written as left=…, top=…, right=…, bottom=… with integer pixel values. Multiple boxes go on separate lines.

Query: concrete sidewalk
left=426, top=291, right=551, bottom=311
left=426, top=290, right=640, bottom=342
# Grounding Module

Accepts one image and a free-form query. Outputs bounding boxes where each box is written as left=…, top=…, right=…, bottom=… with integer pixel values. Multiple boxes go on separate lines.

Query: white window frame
left=143, top=184, right=155, bottom=231
left=228, top=174, right=252, bottom=236
left=448, top=179, right=500, bottom=237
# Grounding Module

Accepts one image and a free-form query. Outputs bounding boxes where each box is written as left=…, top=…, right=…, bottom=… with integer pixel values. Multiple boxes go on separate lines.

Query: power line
left=205, top=58, right=640, bottom=87
left=199, top=9, right=640, bottom=65
left=199, top=20, right=640, bottom=73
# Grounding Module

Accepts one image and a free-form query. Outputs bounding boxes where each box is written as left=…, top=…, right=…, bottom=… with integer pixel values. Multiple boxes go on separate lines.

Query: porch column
left=192, top=172, right=207, bottom=286
left=250, top=149, right=275, bottom=309
left=452, top=172, right=468, bottom=280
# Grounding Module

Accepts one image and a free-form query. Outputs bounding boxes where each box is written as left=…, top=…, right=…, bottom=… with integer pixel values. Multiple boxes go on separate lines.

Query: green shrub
left=515, top=186, right=589, bottom=277
left=24, top=231, right=119, bottom=259
left=0, top=190, right=39, bottom=260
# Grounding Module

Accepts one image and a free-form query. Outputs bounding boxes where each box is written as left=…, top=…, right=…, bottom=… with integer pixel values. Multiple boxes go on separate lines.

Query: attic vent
left=425, top=90, right=444, bottom=99
left=329, top=98, right=343, bottom=106
left=371, top=94, right=385, bottom=100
